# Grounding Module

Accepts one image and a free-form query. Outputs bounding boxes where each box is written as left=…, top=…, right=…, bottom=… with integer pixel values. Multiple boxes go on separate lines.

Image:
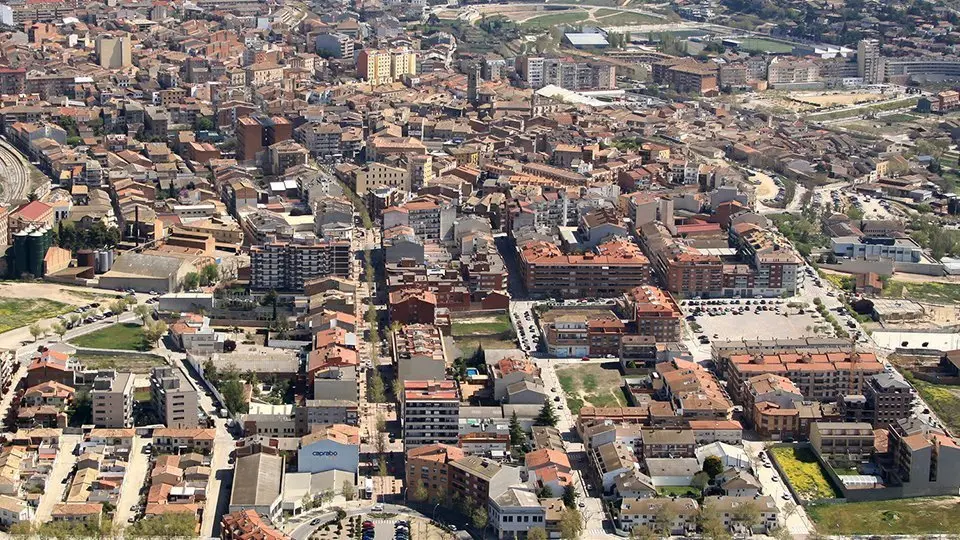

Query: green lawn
left=770, top=446, right=841, bottom=500
left=657, top=486, right=701, bottom=498
left=809, top=497, right=960, bottom=535
left=70, top=323, right=152, bottom=351
left=451, top=315, right=513, bottom=337
left=595, top=10, right=661, bottom=24
left=74, top=352, right=167, bottom=374
left=904, top=372, right=960, bottom=435
left=453, top=338, right=519, bottom=360
left=883, top=280, right=960, bottom=305
left=736, top=37, right=794, bottom=53
left=520, top=11, right=588, bottom=30
left=0, top=298, right=74, bottom=334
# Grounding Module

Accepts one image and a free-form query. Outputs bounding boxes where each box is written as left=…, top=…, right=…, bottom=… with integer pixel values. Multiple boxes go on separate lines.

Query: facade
left=91, top=371, right=134, bottom=428
left=357, top=48, right=417, bottom=84
left=448, top=455, right=521, bottom=507
left=296, top=424, right=360, bottom=474
left=150, top=366, right=199, bottom=429
left=250, top=238, right=351, bottom=291
left=295, top=400, right=359, bottom=435
left=519, top=239, right=651, bottom=299
left=405, top=443, right=465, bottom=502
left=810, top=421, right=875, bottom=466
left=886, top=418, right=960, bottom=497
left=96, top=34, right=132, bottom=69
left=402, top=380, right=460, bottom=450
left=622, top=285, right=682, bottom=342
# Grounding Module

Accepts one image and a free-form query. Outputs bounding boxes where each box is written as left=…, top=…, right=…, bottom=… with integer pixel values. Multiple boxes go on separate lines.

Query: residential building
left=622, top=285, right=682, bottom=342
left=295, top=400, right=359, bottom=435
left=91, top=371, right=134, bottom=428
left=96, top=34, right=132, bottom=69
left=541, top=310, right=625, bottom=358
left=640, top=428, right=696, bottom=458
left=402, top=380, right=460, bottom=450
left=393, top=324, right=447, bottom=382
left=886, top=418, right=960, bottom=497
left=489, top=487, right=546, bottom=539
left=357, top=48, right=417, bottom=84
left=222, top=509, right=289, bottom=540
left=0, top=494, right=33, bottom=526
left=152, top=428, right=216, bottom=453
left=150, top=366, right=199, bottom=429
left=448, top=455, right=521, bottom=507
left=519, top=239, right=650, bottom=299
left=702, top=496, right=778, bottom=534
left=405, top=443, right=465, bottom=502
left=810, top=421, right=875, bottom=466
left=617, top=498, right=699, bottom=535
left=250, top=238, right=351, bottom=291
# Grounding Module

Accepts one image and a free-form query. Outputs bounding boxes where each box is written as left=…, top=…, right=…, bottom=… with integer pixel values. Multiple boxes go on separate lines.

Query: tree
left=509, top=411, right=525, bottom=448
left=200, top=263, right=219, bottom=286
left=183, top=272, right=200, bottom=290
left=109, top=299, right=127, bottom=321
left=221, top=379, right=247, bottom=414
left=732, top=499, right=762, bottom=531
left=68, top=313, right=81, bottom=327
left=134, top=303, right=152, bottom=323
left=559, top=508, right=584, bottom=540
left=698, top=501, right=730, bottom=540
left=653, top=504, right=678, bottom=536
left=261, top=289, right=279, bottom=320
left=391, top=378, right=403, bottom=399
left=196, top=117, right=215, bottom=131
left=320, top=489, right=335, bottom=504
left=369, top=369, right=386, bottom=403
left=377, top=455, right=388, bottom=478
left=143, top=320, right=167, bottom=345
left=342, top=480, right=356, bottom=501
left=691, top=470, right=710, bottom=491
left=28, top=323, right=43, bottom=342
left=562, top=483, right=578, bottom=509
left=535, top=400, right=559, bottom=427
left=376, top=413, right=387, bottom=433
left=702, top=455, right=724, bottom=479
left=536, top=483, right=553, bottom=498
left=471, top=507, right=488, bottom=530
left=52, top=321, right=67, bottom=341
left=527, top=528, right=548, bottom=540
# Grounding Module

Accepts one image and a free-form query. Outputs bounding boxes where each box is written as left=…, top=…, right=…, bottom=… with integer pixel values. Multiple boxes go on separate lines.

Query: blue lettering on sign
left=312, top=451, right=339, bottom=457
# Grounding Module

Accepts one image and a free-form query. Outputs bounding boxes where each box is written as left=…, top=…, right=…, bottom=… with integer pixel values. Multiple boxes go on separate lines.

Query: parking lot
left=681, top=298, right=827, bottom=343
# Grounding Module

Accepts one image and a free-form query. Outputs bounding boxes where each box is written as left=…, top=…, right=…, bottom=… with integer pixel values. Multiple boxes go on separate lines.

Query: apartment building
left=886, top=418, right=960, bottom=497
left=622, top=285, right=682, bottom=342
left=250, top=237, right=351, bottom=291
left=383, top=195, right=455, bottom=244
left=810, top=422, right=875, bottom=466
left=150, top=366, right=199, bottom=429
left=222, top=509, right=288, bottom=540
left=357, top=48, right=417, bottom=84
left=514, top=56, right=616, bottom=90
left=640, top=222, right=724, bottom=298
left=295, top=122, right=343, bottom=157
left=314, top=33, right=354, bottom=59
left=295, top=399, right=359, bottom=435
left=355, top=162, right=410, bottom=194
left=393, top=324, right=447, bottom=382
left=542, top=310, right=625, bottom=358
left=91, top=371, right=135, bottom=428
left=652, top=58, right=719, bottom=94
left=721, top=351, right=885, bottom=403
left=405, top=443, right=465, bottom=502
left=727, top=223, right=801, bottom=297
left=448, top=455, right=521, bottom=507
left=95, top=34, right=131, bottom=69
left=402, top=380, right=460, bottom=450
left=519, top=239, right=651, bottom=299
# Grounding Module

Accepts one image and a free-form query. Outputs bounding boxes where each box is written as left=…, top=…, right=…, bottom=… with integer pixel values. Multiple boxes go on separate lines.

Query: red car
left=362, top=521, right=375, bottom=529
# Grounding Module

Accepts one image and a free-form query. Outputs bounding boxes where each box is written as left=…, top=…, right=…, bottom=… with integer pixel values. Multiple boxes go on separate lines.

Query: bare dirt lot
left=790, top=92, right=884, bottom=107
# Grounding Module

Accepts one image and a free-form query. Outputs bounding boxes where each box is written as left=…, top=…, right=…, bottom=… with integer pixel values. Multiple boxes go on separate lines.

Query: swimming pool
left=466, top=368, right=480, bottom=377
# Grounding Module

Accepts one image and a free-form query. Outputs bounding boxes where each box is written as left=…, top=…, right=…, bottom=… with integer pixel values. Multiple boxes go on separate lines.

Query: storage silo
left=26, top=228, right=44, bottom=277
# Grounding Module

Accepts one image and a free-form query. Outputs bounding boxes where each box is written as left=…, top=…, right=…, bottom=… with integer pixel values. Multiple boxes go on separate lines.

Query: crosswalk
left=583, top=528, right=613, bottom=538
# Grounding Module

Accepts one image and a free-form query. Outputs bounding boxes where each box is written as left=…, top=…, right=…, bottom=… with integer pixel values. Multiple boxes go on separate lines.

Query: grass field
left=74, top=352, right=167, bottom=373
left=520, top=11, right=588, bottom=29
left=451, top=315, right=512, bottom=337
left=809, top=497, right=960, bottom=535
left=737, top=37, right=794, bottom=53
left=70, top=323, right=152, bottom=351
left=904, top=373, right=960, bottom=435
left=0, top=298, right=74, bottom=334
left=807, top=97, right=920, bottom=122
left=657, top=486, right=701, bottom=498
left=770, top=446, right=841, bottom=500
left=453, top=337, right=518, bottom=360
left=883, top=280, right=960, bottom=305
left=556, top=363, right=626, bottom=414
left=595, top=9, right=660, bottom=24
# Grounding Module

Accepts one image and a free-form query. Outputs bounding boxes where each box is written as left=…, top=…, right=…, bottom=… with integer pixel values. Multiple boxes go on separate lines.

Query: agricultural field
left=556, top=362, right=627, bottom=414
left=0, top=298, right=74, bottom=334
left=70, top=323, right=152, bottom=352
left=809, top=497, right=960, bottom=535
left=770, top=446, right=841, bottom=500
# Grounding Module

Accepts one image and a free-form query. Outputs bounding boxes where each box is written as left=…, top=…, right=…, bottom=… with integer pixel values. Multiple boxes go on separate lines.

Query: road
left=34, top=433, right=82, bottom=523
left=114, top=436, right=150, bottom=527
left=743, top=441, right=814, bottom=538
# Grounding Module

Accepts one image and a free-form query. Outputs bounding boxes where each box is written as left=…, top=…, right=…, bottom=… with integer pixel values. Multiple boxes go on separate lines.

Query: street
left=743, top=441, right=814, bottom=537
left=114, top=436, right=150, bottom=527
left=34, top=433, right=82, bottom=523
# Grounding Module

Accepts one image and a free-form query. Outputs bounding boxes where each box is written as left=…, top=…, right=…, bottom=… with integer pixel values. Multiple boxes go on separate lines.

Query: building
left=314, top=33, right=354, bottom=59
left=640, top=428, right=696, bottom=458
left=91, top=371, right=134, bottom=428
left=617, top=498, right=699, bottom=535
left=222, top=509, right=289, bottom=540
left=519, top=239, right=651, bottom=299
left=357, top=48, right=417, bottom=84
left=152, top=428, right=216, bottom=453
left=489, top=487, right=547, bottom=539
left=810, top=421, right=875, bottom=466
left=402, top=380, right=460, bottom=450
left=405, top=443, right=465, bottom=502
left=297, top=424, right=359, bottom=474
left=864, top=373, right=912, bottom=426
left=236, top=116, right=293, bottom=163
left=250, top=238, right=350, bottom=292
left=541, top=310, right=625, bottom=358
left=150, top=366, right=199, bottom=429
left=355, top=162, right=410, bottom=195
left=295, top=400, right=359, bottom=434
left=448, top=455, right=521, bottom=507
left=393, top=324, right=447, bottom=382
left=858, top=39, right=884, bottom=85
left=95, top=34, right=132, bottom=69
left=886, top=418, right=960, bottom=497
left=652, top=59, right=718, bottom=94
left=703, top=496, right=778, bottom=535
left=229, top=451, right=284, bottom=521
left=622, top=285, right=682, bottom=342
